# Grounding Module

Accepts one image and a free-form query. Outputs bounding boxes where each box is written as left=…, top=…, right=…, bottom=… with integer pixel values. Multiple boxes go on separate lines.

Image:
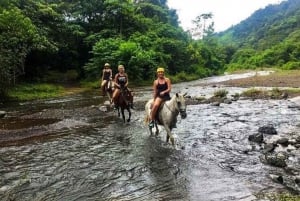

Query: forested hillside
left=218, top=0, right=300, bottom=71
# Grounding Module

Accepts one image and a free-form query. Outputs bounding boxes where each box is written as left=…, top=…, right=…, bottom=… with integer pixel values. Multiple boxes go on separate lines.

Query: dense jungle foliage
left=0, top=0, right=300, bottom=100
left=218, top=0, right=300, bottom=71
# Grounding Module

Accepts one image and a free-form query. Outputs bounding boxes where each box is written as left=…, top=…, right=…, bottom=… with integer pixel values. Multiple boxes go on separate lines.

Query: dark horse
left=115, top=87, right=133, bottom=123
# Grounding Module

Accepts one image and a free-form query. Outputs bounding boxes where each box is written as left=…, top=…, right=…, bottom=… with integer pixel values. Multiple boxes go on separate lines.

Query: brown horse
left=115, top=87, right=133, bottom=123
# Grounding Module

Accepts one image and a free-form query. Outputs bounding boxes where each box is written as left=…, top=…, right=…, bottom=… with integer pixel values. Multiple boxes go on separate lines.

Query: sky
left=167, top=0, right=284, bottom=32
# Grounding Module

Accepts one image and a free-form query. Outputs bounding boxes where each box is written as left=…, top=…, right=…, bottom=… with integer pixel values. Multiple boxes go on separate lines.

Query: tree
left=0, top=7, right=47, bottom=99
left=190, top=12, right=214, bottom=39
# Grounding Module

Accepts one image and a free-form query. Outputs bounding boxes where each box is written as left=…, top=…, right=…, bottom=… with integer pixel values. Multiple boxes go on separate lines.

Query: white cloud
left=168, top=0, right=284, bottom=32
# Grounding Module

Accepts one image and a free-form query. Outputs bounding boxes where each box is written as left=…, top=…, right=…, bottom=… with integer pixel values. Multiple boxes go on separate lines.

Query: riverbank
left=4, top=69, right=300, bottom=103
left=220, top=70, right=300, bottom=89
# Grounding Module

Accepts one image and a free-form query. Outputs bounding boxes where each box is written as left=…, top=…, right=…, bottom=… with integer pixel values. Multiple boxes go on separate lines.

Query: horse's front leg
left=121, top=108, right=126, bottom=123
left=164, top=124, right=174, bottom=146
left=154, top=121, right=159, bottom=136
left=117, top=107, right=120, bottom=117
left=126, top=108, right=131, bottom=122
left=148, top=125, right=154, bottom=135
left=148, top=119, right=154, bottom=135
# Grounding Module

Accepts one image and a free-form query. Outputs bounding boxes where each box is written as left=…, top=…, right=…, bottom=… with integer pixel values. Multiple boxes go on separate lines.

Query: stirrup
left=148, top=120, right=154, bottom=129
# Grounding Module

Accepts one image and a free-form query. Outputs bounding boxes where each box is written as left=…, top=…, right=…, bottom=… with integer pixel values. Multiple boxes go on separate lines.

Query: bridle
left=164, top=96, right=186, bottom=116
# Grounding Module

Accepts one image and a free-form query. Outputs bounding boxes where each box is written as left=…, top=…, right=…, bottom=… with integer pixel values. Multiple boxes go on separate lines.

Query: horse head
left=175, top=93, right=187, bottom=119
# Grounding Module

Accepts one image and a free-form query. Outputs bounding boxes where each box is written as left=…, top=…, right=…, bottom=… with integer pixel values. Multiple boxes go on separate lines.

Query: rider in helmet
left=101, top=63, right=113, bottom=96
left=112, top=64, right=133, bottom=109
left=148, top=67, right=171, bottom=128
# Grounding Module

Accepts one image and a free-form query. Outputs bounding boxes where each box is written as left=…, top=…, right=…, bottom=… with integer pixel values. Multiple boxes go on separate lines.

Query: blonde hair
left=118, top=65, right=124, bottom=70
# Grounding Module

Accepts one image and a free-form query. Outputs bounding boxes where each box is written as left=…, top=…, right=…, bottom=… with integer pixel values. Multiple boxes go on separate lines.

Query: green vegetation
left=242, top=88, right=269, bottom=99
left=8, top=84, right=64, bottom=101
left=213, top=89, right=229, bottom=98
left=1, top=0, right=300, bottom=101
left=169, top=72, right=199, bottom=83
left=256, top=192, right=300, bottom=201
left=241, top=87, right=300, bottom=99
left=219, top=0, right=300, bottom=72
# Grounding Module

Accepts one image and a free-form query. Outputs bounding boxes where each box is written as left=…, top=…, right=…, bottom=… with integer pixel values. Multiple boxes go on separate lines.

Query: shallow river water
left=0, top=72, right=299, bottom=201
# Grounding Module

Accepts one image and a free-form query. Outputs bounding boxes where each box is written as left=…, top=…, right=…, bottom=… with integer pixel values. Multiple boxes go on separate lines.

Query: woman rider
left=148, top=67, right=171, bottom=128
left=101, top=63, right=113, bottom=96
left=112, top=65, right=133, bottom=109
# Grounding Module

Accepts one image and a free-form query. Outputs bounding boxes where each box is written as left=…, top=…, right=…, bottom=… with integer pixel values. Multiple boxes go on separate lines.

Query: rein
left=164, top=99, right=181, bottom=115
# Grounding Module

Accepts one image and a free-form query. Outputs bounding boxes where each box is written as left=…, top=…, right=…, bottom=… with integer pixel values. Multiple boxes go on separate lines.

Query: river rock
left=223, top=98, right=232, bottom=104
left=295, top=176, right=300, bottom=184
left=99, top=106, right=108, bottom=112
left=296, top=136, right=300, bottom=144
left=281, top=92, right=288, bottom=99
left=258, top=125, right=277, bottom=135
left=277, top=137, right=289, bottom=146
left=263, top=143, right=277, bottom=153
left=287, top=103, right=300, bottom=110
left=285, top=165, right=299, bottom=175
left=0, top=111, right=6, bottom=118
left=264, top=152, right=287, bottom=167
left=281, top=175, right=300, bottom=193
left=211, top=102, right=220, bottom=106
left=248, top=133, right=264, bottom=143
left=269, top=174, right=283, bottom=184
left=103, top=100, right=111, bottom=106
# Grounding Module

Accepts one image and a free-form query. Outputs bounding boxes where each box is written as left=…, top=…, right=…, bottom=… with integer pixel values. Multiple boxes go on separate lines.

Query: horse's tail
left=144, top=99, right=153, bottom=125
left=144, top=115, right=150, bottom=125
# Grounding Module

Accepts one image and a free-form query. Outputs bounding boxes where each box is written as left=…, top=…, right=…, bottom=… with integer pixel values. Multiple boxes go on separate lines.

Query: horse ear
left=176, top=93, right=179, bottom=97
left=183, top=92, right=188, bottom=97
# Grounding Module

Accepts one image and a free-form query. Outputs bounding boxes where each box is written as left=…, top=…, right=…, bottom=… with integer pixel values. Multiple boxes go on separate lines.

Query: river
left=0, top=72, right=299, bottom=201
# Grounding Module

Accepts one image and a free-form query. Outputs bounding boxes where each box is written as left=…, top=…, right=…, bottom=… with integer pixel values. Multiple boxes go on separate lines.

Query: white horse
left=145, top=93, right=187, bottom=146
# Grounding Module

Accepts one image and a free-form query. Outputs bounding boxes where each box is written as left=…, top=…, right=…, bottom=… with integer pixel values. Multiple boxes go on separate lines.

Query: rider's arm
left=101, top=69, right=105, bottom=81
left=114, top=74, right=120, bottom=88
left=153, top=80, right=158, bottom=99
left=162, top=78, right=171, bottom=95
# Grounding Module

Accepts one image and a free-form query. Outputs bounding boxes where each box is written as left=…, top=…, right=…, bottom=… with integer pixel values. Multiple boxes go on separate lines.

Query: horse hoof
left=127, top=119, right=130, bottom=123
left=170, top=138, right=175, bottom=146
